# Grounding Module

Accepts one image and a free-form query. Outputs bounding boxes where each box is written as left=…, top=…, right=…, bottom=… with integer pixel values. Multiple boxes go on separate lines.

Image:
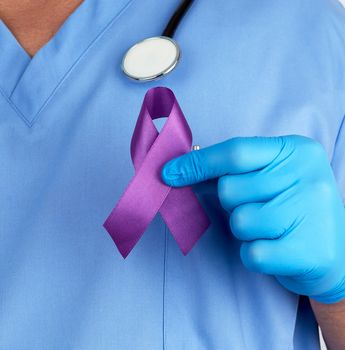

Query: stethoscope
left=122, top=0, right=194, bottom=82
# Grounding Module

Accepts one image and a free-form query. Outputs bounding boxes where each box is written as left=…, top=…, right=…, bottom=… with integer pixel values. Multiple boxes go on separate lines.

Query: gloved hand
left=161, top=135, right=345, bottom=304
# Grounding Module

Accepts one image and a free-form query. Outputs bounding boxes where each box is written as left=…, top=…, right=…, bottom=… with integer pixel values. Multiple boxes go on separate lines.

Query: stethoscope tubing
left=162, top=0, right=195, bottom=38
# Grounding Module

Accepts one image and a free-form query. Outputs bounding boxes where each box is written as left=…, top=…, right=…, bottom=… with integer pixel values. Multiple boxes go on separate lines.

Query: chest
left=0, top=1, right=339, bottom=348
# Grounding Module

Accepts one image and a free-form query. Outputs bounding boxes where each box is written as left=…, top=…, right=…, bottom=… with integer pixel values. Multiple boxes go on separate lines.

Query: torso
left=0, top=0, right=344, bottom=348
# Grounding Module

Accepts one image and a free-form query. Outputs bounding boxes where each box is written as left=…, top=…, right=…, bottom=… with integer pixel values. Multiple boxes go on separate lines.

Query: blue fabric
left=0, top=0, right=344, bottom=348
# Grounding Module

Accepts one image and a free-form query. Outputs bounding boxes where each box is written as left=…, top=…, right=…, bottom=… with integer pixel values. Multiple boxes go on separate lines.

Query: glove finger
left=217, top=168, right=297, bottom=212
left=240, top=236, right=308, bottom=276
left=230, top=194, right=299, bottom=241
left=162, top=136, right=286, bottom=187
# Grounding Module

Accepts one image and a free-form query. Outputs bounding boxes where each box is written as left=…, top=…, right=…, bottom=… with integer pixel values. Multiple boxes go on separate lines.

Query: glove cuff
left=311, top=275, right=345, bottom=304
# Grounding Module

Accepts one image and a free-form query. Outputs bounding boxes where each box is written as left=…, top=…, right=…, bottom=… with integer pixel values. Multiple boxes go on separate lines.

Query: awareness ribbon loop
left=103, top=87, right=210, bottom=258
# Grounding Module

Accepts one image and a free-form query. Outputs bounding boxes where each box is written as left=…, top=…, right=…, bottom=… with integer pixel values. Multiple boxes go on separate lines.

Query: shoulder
left=205, top=0, right=345, bottom=92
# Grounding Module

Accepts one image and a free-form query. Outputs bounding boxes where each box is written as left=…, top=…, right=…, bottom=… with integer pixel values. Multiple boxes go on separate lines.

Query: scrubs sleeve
left=329, top=2, right=345, bottom=204
left=331, top=115, right=345, bottom=204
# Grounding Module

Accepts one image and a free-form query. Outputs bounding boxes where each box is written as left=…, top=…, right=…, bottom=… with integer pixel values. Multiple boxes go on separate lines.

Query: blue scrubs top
left=1, top=0, right=345, bottom=348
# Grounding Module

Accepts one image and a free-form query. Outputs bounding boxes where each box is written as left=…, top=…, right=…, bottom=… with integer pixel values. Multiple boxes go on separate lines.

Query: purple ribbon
left=103, top=87, right=210, bottom=258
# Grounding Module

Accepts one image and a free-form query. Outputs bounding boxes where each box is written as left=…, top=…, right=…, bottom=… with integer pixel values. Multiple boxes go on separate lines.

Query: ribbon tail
left=160, top=187, right=210, bottom=255
left=103, top=173, right=171, bottom=258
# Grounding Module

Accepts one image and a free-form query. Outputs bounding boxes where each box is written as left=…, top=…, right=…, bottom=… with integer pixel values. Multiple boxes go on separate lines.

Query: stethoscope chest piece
left=122, top=36, right=180, bottom=82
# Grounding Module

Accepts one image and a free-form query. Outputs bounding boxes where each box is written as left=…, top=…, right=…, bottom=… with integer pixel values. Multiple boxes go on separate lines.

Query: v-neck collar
left=0, top=0, right=135, bottom=127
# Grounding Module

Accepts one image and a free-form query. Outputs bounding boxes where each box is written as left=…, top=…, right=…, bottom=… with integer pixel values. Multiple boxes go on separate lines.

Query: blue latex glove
left=162, top=135, right=345, bottom=304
